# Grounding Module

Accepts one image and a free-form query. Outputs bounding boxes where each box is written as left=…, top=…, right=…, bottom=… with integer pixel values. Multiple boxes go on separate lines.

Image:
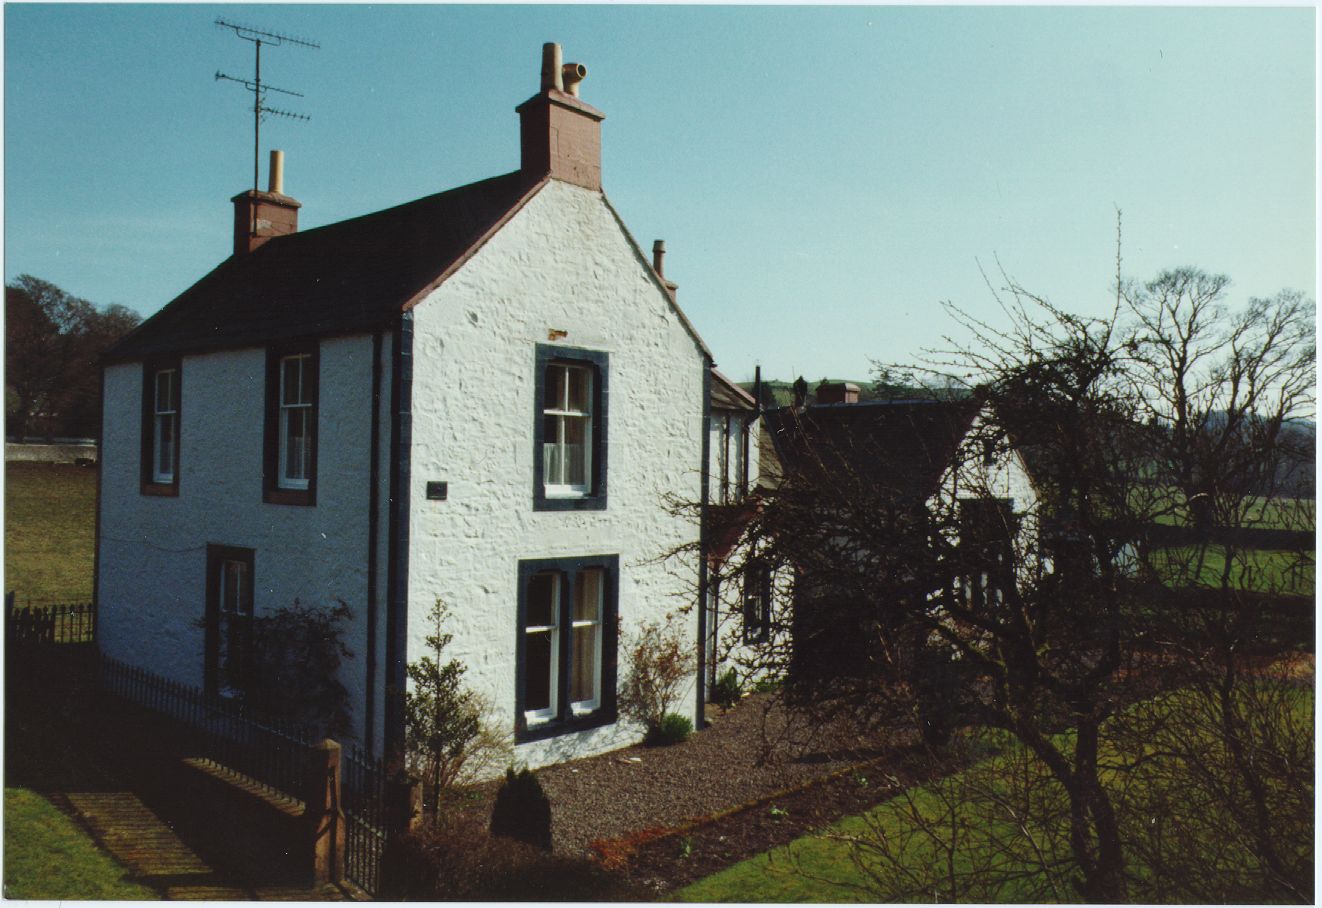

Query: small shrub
left=620, top=616, right=694, bottom=734
left=382, top=807, right=642, bottom=900
left=210, top=598, right=354, bottom=737
left=490, top=767, right=552, bottom=850
left=751, top=675, right=782, bottom=694
left=648, top=711, right=693, bottom=746
left=711, top=668, right=742, bottom=708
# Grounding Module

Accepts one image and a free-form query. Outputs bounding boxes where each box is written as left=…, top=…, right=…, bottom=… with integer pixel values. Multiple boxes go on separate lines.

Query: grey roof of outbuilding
left=711, top=368, right=757, bottom=411
left=761, top=398, right=981, bottom=499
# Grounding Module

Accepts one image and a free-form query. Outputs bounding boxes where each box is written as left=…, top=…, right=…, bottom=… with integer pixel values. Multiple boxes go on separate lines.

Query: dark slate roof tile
left=108, top=171, right=536, bottom=362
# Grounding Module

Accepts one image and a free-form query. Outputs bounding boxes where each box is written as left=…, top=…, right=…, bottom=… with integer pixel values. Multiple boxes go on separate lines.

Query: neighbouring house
left=701, top=369, right=773, bottom=689
left=757, top=382, right=1038, bottom=681
left=97, top=44, right=720, bottom=768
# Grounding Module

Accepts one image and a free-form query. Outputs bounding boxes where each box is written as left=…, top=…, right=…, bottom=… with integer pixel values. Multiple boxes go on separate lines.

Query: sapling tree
left=404, top=599, right=510, bottom=818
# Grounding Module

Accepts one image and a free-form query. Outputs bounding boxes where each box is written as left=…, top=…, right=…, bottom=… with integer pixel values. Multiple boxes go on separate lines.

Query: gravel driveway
left=524, top=694, right=900, bottom=856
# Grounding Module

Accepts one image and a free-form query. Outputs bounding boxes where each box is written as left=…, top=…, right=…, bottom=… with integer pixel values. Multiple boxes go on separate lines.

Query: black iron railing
left=342, top=743, right=389, bottom=896
left=98, top=655, right=319, bottom=804
left=6, top=598, right=96, bottom=646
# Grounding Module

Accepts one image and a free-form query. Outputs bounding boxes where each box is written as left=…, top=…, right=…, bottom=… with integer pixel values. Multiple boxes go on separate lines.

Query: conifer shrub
left=489, top=767, right=552, bottom=851
left=711, top=667, right=742, bottom=708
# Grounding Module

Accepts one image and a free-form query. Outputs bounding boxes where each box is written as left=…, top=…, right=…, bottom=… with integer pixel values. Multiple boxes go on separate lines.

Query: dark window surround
left=203, top=543, right=255, bottom=698
left=263, top=342, right=320, bottom=506
left=139, top=356, right=182, bottom=497
left=515, top=554, right=619, bottom=742
left=533, top=344, right=608, bottom=511
left=743, top=560, right=772, bottom=644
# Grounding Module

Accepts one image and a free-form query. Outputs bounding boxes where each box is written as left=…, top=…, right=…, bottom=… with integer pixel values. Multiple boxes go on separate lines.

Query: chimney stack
left=816, top=381, right=860, bottom=404
left=652, top=239, right=678, bottom=297
left=232, top=150, right=301, bottom=256
left=516, top=43, right=605, bottom=191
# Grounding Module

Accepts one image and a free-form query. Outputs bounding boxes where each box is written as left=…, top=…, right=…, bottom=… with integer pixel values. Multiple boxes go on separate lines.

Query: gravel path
left=524, top=694, right=902, bottom=856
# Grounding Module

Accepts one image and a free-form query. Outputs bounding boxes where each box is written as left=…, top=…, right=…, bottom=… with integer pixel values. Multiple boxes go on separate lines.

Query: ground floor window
left=205, top=544, right=255, bottom=697
left=743, top=560, right=772, bottom=643
left=516, top=555, right=618, bottom=741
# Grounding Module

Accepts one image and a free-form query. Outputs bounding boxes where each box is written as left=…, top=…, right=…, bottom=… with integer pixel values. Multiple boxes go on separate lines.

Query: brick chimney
left=516, top=43, right=605, bottom=191
left=232, top=150, right=301, bottom=256
left=817, top=381, right=860, bottom=404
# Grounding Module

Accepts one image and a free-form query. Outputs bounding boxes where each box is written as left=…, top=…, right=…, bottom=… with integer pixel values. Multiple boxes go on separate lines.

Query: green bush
left=751, top=675, right=782, bottom=694
left=711, top=668, right=742, bottom=708
left=489, top=768, right=552, bottom=850
left=649, top=712, right=693, bottom=746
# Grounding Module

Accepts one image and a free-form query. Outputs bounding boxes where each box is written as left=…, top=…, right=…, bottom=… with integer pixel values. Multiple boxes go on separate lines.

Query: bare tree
left=692, top=261, right=1313, bottom=901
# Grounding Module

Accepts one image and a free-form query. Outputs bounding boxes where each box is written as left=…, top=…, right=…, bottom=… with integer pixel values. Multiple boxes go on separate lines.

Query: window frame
left=140, top=357, right=182, bottom=496
left=743, top=559, right=773, bottom=644
left=515, top=554, right=619, bottom=742
left=263, top=342, right=319, bottom=506
left=533, top=345, right=608, bottom=511
left=203, top=544, right=255, bottom=699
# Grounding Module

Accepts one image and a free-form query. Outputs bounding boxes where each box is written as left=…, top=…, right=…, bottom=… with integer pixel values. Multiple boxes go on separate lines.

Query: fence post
left=304, top=739, right=346, bottom=885
left=385, top=775, right=422, bottom=834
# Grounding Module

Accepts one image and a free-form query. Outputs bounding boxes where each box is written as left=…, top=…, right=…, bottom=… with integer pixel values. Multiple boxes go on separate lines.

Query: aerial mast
left=214, top=18, right=319, bottom=191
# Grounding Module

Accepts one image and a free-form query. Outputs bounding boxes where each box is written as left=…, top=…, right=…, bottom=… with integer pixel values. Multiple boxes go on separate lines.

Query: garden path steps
left=58, top=788, right=353, bottom=901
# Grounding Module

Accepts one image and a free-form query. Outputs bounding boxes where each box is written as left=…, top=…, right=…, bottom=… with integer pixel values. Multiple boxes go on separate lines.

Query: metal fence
left=5, top=597, right=96, bottom=646
left=98, top=655, right=320, bottom=805
left=342, top=743, right=389, bottom=896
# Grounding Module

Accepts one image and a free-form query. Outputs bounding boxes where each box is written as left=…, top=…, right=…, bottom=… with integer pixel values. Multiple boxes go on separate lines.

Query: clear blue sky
left=5, top=4, right=1315, bottom=383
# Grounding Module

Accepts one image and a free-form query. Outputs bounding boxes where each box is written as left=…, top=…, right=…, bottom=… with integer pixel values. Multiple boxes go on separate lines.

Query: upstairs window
left=516, top=555, right=618, bottom=740
left=717, top=413, right=750, bottom=505
left=264, top=344, right=318, bottom=506
left=279, top=354, right=314, bottom=489
left=533, top=345, right=608, bottom=511
left=140, top=358, right=181, bottom=496
left=543, top=363, right=592, bottom=494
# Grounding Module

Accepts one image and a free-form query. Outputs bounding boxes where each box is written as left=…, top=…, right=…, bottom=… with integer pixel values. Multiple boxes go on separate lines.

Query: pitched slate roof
left=761, top=399, right=981, bottom=500
left=107, top=172, right=540, bottom=363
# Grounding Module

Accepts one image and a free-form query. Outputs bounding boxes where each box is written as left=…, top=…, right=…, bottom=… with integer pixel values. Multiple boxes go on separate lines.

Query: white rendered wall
left=97, top=335, right=381, bottom=745
left=405, top=180, right=706, bottom=770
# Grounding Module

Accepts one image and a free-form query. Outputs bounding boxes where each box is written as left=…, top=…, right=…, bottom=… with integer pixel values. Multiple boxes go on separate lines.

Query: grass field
left=678, top=684, right=1314, bottom=903
left=3, top=787, right=157, bottom=900
left=4, top=461, right=97, bottom=604
left=1142, top=489, right=1314, bottom=531
left=1154, top=545, right=1314, bottom=597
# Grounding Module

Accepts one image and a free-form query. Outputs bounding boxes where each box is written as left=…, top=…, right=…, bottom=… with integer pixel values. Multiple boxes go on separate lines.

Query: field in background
left=5, top=461, right=97, bottom=604
left=1154, top=545, right=1314, bottom=598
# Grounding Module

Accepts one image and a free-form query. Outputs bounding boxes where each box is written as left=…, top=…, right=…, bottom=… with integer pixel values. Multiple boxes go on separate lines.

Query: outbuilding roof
left=762, top=398, right=981, bottom=500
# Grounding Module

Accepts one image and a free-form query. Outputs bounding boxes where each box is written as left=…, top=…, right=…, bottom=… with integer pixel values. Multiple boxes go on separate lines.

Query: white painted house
left=97, top=44, right=720, bottom=767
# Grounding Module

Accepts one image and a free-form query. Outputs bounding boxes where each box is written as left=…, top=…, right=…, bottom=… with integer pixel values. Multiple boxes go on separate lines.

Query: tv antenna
left=214, top=18, right=319, bottom=192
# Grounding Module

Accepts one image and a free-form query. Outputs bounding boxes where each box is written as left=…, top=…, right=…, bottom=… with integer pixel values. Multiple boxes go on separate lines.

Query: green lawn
left=1153, top=545, right=1314, bottom=597
left=3, top=787, right=157, bottom=900
left=4, top=461, right=97, bottom=604
left=677, top=685, right=1313, bottom=903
